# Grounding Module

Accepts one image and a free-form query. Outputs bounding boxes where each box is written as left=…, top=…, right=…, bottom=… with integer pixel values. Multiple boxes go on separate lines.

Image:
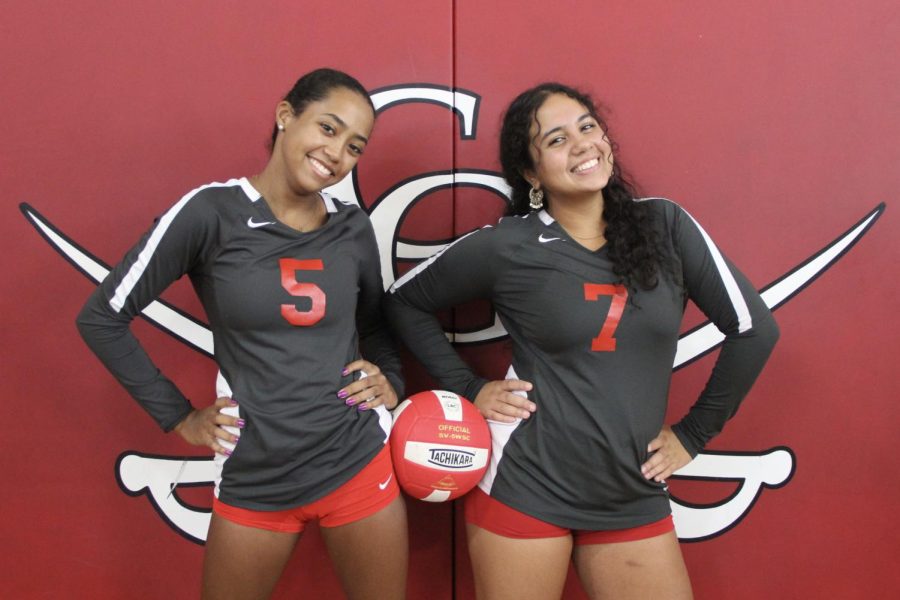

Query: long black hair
left=269, top=68, right=375, bottom=149
left=499, top=82, right=672, bottom=292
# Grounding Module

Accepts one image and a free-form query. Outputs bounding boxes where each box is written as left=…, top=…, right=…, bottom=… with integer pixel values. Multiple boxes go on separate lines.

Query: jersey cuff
left=670, top=422, right=703, bottom=458
left=463, top=378, right=490, bottom=404
left=384, top=371, right=405, bottom=405
left=162, top=403, right=195, bottom=433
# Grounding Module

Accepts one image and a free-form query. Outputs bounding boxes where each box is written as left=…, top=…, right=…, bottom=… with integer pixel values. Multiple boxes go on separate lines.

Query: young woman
left=385, top=83, right=780, bottom=599
left=78, top=68, right=408, bottom=600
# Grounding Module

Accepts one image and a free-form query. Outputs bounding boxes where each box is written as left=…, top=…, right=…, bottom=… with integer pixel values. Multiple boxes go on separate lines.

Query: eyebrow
left=539, top=112, right=593, bottom=142
left=324, top=113, right=369, bottom=144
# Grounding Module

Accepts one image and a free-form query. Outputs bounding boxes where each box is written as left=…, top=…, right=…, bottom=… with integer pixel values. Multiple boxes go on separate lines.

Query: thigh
left=466, top=523, right=572, bottom=600
left=202, top=512, right=300, bottom=600
left=320, top=495, right=408, bottom=600
left=573, top=530, right=693, bottom=600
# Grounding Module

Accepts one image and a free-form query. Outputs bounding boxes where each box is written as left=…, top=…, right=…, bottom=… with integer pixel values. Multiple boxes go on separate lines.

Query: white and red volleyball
left=390, top=390, right=491, bottom=502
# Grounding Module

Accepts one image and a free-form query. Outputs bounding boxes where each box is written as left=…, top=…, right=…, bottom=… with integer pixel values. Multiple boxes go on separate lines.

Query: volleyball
left=390, top=390, right=491, bottom=502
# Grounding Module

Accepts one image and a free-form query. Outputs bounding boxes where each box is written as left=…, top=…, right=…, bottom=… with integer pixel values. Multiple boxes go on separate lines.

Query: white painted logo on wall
left=21, top=83, right=884, bottom=544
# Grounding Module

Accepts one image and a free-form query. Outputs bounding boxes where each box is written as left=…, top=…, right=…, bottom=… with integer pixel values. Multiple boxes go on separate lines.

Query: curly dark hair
left=269, top=68, right=375, bottom=150
left=499, top=82, right=671, bottom=292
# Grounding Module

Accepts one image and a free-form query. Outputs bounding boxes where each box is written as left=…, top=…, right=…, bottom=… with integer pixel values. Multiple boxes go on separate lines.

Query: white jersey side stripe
left=477, top=364, right=525, bottom=494
left=213, top=370, right=236, bottom=498
left=110, top=179, right=242, bottom=313
left=637, top=197, right=753, bottom=333
left=682, top=208, right=753, bottom=333
left=390, top=227, right=488, bottom=291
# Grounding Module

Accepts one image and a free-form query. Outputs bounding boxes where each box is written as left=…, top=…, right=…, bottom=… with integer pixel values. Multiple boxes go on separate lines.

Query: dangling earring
left=528, top=186, right=544, bottom=210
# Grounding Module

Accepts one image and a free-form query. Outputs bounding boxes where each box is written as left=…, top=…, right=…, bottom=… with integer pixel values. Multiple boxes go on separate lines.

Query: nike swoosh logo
left=539, top=234, right=561, bottom=243
left=247, top=217, right=275, bottom=228
left=378, top=473, right=393, bottom=490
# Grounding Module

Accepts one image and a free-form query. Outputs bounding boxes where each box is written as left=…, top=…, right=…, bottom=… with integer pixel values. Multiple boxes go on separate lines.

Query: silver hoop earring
left=528, top=186, right=544, bottom=210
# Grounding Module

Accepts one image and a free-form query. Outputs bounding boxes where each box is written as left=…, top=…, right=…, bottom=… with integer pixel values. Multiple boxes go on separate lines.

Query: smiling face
left=275, top=86, right=375, bottom=196
left=524, top=93, right=614, bottom=204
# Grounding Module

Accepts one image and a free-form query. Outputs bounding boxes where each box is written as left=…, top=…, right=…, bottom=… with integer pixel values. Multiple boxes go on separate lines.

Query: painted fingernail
left=223, top=448, right=232, bottom=456
left=357, top=404, right=370, bottom=411
left=345, top=398, right=356, bottom=406
left=236, top=419, right=246, bottom=428
left=342, top=368, right=350, bottom=376
left=337, top=390, right=349, bottom=399
left=230, top=399, right=238, bottom=406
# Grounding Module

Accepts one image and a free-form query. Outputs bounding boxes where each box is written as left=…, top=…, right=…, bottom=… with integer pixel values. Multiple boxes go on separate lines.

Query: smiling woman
left=252, top=73, right=376, bottom=233
left=75, top=68, right=408, bottom=600
left=385, top=81, right=780, bottom=600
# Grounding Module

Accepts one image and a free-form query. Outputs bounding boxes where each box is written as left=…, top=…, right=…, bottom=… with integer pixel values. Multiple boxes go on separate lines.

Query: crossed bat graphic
left=20, top=200, right=884, bottom=544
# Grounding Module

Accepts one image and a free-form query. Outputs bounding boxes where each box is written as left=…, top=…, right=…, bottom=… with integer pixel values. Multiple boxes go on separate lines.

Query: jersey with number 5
left=386, top=198, right=778, bottom=530
left=78, top=178, right=402, bottom=510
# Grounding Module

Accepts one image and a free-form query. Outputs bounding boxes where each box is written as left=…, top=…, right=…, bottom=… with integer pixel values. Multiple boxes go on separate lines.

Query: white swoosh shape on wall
left=20, top=202, right=884, bottom=368
left=19, top=201, right=885, bottom=543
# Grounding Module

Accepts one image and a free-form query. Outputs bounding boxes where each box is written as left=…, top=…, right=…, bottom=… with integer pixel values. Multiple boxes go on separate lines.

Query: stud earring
left=528, top=186, right=544, bottom=210
left=277, top=122, right=285, bottom=131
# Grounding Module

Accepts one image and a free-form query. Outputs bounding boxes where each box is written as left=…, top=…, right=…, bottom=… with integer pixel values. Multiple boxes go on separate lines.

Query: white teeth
left=309, top=157, right=333, bottom=177
left=573, top=158, right=599, bottom=173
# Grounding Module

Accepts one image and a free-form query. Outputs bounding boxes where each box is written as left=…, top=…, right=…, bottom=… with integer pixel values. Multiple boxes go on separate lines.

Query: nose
left=573, top=135, right=593, bottom=154
left=322, top=139, right=341, bottom=163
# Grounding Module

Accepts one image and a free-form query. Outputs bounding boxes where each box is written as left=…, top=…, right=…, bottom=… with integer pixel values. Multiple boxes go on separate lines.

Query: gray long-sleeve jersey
left=78, top=178, right=403, bottom=510
left=386, top=198, right=778, bottom=529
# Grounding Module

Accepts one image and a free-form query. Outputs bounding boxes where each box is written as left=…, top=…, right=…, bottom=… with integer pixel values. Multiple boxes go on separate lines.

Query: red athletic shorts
left=464, top=487, right=674, bottom=544
left=213, top=444, right=399, bottom=533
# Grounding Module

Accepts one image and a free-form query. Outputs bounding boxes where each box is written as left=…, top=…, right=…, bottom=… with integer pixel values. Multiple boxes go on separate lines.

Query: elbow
left=761, top=311, right=780, bottom=349
left=382, top=292, right=406, bottom=328
left=743, top=311, right=780, bottom=361
left=75, top=301, right=95, bottom=342
left=76, top=291, right=125, bottom=345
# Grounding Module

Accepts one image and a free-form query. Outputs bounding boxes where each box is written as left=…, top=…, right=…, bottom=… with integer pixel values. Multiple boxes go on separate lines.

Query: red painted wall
left=2, top=1, right=897, bottom=598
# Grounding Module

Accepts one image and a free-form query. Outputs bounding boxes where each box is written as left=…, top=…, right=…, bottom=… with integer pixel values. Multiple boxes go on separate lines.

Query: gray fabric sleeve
left=384, top=227, right=498, bottom=401
left=355, top=218, right=405, bottom=401
left=76, top=199, right=213, bottom=432
left=667, top=203, right=780, bottom=456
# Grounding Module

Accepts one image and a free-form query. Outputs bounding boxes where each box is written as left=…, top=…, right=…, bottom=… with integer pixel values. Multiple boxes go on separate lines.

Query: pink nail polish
left=337, top=390, right=349, bottom=399
left=345, top=398, right=356, bottom=406
left=236, top=419, right=246, bottom=428
left=358, top=404, right=369, bottom=411
left=230, top=399, right=238, bottom=406
left=223, top=448, right=232, bottom=456
left=342, top=368, right=350, bottom=376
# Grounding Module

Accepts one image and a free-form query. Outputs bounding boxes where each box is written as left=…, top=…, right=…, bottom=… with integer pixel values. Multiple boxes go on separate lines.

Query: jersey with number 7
left=385, top=198, right=778, bottom=530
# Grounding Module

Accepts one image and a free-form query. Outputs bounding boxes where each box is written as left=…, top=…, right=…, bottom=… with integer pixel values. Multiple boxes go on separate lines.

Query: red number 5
left=583, top=283, right=628, bottom=351
left=280, top=258, right=325, bottom=326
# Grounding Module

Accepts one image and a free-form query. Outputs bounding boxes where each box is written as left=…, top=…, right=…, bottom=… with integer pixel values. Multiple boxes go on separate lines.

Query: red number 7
left=583, top=283, right=628, bottom=351
left=280, top=258, right=326, bottom=326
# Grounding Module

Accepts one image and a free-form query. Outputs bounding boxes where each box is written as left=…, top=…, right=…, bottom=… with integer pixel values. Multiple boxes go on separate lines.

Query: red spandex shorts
left=213, top=444, right=398, bottom=534
left=464, top=487, right=674, bottom=544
